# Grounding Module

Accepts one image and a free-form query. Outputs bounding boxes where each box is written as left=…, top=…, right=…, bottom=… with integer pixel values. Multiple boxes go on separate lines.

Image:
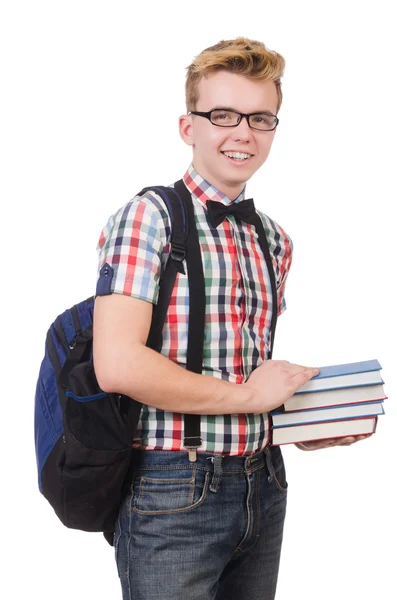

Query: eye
left=253, top=114, right=271, bottom=124
left=211, top=110, right=239, bottom=125
left=212, top=111, right=231, bottom=121
left=251, top=113, right=275, bottom=127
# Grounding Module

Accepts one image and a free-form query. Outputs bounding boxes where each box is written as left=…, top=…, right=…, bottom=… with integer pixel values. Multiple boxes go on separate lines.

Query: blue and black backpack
left=34, top=181, right=206, bottom=544
left=34, top=179, right=278, bottom=545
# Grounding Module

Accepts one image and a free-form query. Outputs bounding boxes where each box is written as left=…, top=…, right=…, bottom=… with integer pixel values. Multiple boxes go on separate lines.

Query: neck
left=192, top=162, right=245, bottom=201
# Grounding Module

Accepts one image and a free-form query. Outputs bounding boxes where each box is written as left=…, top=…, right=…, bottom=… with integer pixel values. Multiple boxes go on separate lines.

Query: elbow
left=94, top=361, right=121, bottom=395
left=93, top=344, right=124, bottom=394
left=93, top=342, right=145, bottom=396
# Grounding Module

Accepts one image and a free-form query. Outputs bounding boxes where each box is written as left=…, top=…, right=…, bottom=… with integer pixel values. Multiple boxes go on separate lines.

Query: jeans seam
left=133, top=464, right=265, bottom=474
left=140, top=475, right=196, bottom=483
left=126, top=476, right=134, bottom=600
left=272, top=461, right=288, bottom=493
left=235, top=468, right=263, bottom=553
left=235, top=470, right=254, bottom=552
left=273, top=474, right=288, bottom=493
left=255, top=468, right=261, bottom=537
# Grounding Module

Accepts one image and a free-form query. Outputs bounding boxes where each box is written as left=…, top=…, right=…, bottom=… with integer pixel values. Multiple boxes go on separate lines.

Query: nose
left=230, top=116, right=253, bottom=141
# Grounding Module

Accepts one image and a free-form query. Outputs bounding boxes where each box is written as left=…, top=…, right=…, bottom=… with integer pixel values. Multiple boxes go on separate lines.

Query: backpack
left=34, top=183, right=196, bottom=538
left=34, top=179, right=278, bottom=544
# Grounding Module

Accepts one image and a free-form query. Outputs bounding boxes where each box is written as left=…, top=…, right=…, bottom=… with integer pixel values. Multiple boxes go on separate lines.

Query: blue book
left=271, top=417, right=378, bottom=445
left=272, top=400, right=385, bottom=427
left=294, top=359, right=384, bottom=395
left=311, top=359, right=382, bottom=380
left=283, top=383, right=387, bottom=412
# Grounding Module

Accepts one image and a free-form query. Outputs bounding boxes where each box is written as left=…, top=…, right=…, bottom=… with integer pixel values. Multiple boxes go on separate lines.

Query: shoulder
left=254, top=209, right=294, bottom=289
left=105, top=188, right=172, bottom=230
left=97, top=188, right=173, bottom=252
left=255, top=208, right=294, bottom=256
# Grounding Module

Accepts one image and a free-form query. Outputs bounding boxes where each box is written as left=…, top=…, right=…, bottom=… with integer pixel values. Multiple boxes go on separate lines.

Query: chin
left=226, top=169, right=256, bottom=184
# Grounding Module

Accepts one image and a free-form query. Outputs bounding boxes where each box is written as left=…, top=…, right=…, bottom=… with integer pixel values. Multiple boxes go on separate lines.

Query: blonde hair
left=185, top=37, right=285, bottom=114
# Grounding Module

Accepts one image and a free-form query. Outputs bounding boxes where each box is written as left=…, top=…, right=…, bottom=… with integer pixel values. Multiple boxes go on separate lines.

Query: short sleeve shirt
left=96, top=164, right=293, bottom=455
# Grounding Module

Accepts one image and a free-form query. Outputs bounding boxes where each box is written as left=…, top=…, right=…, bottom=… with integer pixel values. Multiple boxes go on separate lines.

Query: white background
left=1, top=1, right=396, bottom=598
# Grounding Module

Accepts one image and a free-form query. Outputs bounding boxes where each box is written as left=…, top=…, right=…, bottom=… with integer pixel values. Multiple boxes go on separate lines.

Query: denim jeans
left=114, top=445, right=288, bottom=600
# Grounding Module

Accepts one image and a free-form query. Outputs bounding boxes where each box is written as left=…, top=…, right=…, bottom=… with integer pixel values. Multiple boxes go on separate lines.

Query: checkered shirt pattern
left=96, top=164, right=293, bottom=455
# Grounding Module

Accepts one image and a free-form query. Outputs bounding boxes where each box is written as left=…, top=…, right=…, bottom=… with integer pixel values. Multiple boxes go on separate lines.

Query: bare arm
left=93, top=294, right=319, bottom=415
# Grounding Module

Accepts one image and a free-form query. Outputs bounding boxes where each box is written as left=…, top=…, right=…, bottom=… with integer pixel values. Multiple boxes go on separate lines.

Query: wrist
left=239, top=383, right=263, bottom=414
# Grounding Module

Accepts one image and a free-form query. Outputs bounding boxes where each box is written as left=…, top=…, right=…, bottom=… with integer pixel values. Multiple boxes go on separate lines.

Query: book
left=272, top=401, right=384, bottom=427
left=284, top=383, right=387, bottom=412
left=271, top=416, right=377, bottom=446
left=294, top=359, right=383, bottom=394
left=310, top=359, right=381, bottom=378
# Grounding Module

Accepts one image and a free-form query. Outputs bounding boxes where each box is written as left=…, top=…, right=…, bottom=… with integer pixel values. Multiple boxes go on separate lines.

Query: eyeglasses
left=188, top=108, right=279, bottom=131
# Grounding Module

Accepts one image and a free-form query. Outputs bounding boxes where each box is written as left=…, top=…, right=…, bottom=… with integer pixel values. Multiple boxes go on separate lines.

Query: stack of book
left=271, top=359, right=386, bottom=445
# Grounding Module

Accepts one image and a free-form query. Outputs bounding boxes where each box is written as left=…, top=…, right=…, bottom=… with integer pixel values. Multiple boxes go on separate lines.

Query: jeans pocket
left=132, top=468, right=210, bottom=514
left=271, top=447, right=288, bottom=493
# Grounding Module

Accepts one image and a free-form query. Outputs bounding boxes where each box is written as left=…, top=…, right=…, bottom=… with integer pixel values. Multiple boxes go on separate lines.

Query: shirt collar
left=183, top=163, right=246, bottom=208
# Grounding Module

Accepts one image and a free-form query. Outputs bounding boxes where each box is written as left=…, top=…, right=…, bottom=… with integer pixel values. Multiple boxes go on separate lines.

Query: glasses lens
left=210, top=110, right=240, bottom=126
left=248, top=113, right=277, bottom=130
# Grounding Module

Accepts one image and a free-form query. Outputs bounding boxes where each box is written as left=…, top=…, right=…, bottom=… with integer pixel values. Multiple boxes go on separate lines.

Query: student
left=93, top=37, right=369, bottom=600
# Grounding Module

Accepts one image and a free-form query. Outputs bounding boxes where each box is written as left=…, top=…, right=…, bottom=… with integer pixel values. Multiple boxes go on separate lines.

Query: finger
left=340, top=434, right=372, bottom=445
left=324, top=439, right=343, bottom=447
left=337, top=436, right=367, bottom=446
left=287, top=363, right=319, bottom=375
left=311, top=438, right=349, bottom=448
left=296, top=442, right=318, bottom=450
left=289, top=368, right=320, bottom=389
left=297, top=440, right=329, bottom=450
left=297, top=434, right=371, bottom=451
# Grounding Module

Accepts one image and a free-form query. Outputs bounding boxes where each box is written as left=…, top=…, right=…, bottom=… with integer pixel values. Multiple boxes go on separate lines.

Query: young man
left=93, top=37, right=369, bottom=600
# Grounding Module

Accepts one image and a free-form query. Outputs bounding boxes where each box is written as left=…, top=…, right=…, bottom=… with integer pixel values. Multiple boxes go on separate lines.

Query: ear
left=179, top=114, right=194, bottom=146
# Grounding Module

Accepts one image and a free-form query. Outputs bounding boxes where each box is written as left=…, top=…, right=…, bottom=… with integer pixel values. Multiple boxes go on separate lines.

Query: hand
left=244, top=360, right=320, bottom=414
left=295, top=434, right=372, bottom=451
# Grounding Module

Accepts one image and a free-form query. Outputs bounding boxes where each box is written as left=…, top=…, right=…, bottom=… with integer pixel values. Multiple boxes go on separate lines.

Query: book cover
left=272, top=401, right=384, bottom=427
left=284, top=383, right=387, bottom=412
left=271, top=416, right=378, bottom=446
left=294, top=370, right=384, bottom=394
left=311, top=359, right=382, bottom=379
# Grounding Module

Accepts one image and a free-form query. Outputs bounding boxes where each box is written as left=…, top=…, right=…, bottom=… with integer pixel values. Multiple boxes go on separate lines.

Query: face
left=179, top=70, right=279, bottom=199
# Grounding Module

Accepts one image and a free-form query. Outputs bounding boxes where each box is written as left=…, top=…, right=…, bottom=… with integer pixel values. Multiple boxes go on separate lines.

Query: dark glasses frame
left=188, top=109, right=279, bottom=131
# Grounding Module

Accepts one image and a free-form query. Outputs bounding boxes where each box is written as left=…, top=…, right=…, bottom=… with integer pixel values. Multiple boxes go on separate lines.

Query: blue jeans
left=114, top=445, right=288, bottom=600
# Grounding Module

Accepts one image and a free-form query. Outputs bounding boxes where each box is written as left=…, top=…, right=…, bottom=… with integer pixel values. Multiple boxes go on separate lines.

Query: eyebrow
left=212, top=106, right=275, bottom=114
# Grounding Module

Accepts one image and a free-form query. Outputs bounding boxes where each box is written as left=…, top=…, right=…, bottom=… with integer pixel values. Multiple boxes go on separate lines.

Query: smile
left=221, top=151, right=253, bottom=162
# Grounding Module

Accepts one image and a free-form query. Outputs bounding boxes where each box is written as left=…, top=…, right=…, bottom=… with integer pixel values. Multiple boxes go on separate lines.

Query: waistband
left=130, top=445, right=282, bottom=476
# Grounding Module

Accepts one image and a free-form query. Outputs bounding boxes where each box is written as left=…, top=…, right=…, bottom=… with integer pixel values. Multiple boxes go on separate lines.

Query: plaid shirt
left=96, top=164, right=293, bottom=455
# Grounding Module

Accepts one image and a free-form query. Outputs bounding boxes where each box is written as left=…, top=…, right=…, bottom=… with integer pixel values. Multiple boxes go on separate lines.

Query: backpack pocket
left=60, top=390, right=133, bottom=532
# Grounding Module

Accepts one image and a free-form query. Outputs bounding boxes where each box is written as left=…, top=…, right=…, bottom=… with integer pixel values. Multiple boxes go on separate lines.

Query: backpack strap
left=138, top=186, right=188, bottom=351
left=118, top=185, right=190, bottom=438
left=139, top=182, right=206, bottom=462
left=58, top=186, right=188, bottom=423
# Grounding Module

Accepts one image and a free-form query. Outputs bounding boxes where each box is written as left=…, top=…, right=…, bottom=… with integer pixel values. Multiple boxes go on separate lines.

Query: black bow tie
left=206, top=198, right=257, bottom=228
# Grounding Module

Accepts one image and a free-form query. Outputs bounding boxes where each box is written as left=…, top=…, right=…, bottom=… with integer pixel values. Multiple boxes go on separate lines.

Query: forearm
left=97, top=344, right=255, bottom=415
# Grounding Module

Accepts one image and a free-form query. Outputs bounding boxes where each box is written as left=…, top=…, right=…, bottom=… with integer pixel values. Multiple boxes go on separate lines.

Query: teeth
left=223, top=151, right=252, bottom=160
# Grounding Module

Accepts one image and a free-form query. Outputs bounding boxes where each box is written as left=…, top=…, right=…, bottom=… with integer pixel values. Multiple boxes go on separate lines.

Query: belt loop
left=264, top=445, right=275, bottom=483
left=209, top=454, right=224, bottom=493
